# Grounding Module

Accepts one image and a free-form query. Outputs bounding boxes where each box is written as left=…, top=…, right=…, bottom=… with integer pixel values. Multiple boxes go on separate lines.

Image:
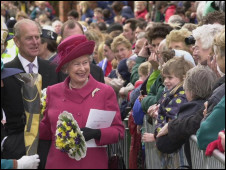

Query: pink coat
left=39, top=75, right=125, bottom=169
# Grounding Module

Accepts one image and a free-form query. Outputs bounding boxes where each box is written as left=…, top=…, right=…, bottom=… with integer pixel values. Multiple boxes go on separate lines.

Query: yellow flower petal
left=160, top=116, right=164, bottom=120
left=166, top=108, right=172, bottom=112
left=56, top=137, right=61, bottom=144
left=62, top=132, right=66, bottom=137
left=58, top=128, right=63, bottom=133
left=176, top=99, right=182, bottom=103
left=70, top=138, right=75, bottom=144
left=62, top=122, right=67, bottom=126
left=179, top=91, right=185, bottom=95
left=66, top=126, right=71, bottom=131
left=157, top=128, right=161, bottom=132
left=69, top=131, right=77, bottom=138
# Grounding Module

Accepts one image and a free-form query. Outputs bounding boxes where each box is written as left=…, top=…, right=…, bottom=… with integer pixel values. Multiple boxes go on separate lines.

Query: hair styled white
left=192, top=24, right=224, bottom=50
left=52, top=20, right=63, bottom=27
left=196, top=1, right=206, bottom=21
left=134, top=1, right=147, bottom=7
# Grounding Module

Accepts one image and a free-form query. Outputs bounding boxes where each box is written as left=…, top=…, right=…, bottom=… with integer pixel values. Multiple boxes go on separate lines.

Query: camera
left=185, top=35, right=196, bottom=45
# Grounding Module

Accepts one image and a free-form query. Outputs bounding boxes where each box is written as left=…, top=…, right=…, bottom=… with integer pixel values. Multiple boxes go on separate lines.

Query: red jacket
left=135, top=9, right=148, bottom=20
left=39, top=75, right=125, bottom=169
left=165, top=5, right=176, bottom=23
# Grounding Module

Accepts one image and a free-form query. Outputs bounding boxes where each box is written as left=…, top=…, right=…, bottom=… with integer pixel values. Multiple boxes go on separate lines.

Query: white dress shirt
left=18, top=54, right=39, bottom=73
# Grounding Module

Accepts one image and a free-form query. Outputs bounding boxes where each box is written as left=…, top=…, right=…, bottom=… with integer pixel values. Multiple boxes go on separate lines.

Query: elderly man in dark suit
left=1, top=19, right=65, bottom=168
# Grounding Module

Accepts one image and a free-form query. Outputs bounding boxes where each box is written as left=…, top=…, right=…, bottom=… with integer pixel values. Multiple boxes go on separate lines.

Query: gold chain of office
left=23, top=91, right=39, bottom=102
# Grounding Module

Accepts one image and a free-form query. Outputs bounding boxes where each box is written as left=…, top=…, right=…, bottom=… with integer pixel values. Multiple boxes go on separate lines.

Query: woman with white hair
left=52, top=20, right=63, bottom=35
left=196, top=28, right=225, bottom=150
left=192, top=24, right=224, bottom=65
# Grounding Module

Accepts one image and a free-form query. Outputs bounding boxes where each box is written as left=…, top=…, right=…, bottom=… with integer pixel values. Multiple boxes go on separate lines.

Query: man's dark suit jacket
left=90, top=63, right=105, bottom=83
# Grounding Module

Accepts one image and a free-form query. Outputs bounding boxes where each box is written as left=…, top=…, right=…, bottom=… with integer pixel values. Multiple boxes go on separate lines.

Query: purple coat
left=39, top=75, right=125, bottom=169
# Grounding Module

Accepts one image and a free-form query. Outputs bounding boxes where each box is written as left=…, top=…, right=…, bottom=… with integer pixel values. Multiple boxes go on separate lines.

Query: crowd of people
left=1, top=1, right=225, bottom=169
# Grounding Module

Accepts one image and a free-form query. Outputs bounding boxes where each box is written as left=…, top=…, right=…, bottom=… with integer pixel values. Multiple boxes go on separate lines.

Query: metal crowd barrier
left=143, top=115, right=187, bottom=169
left=108, top=115, right=225, bottom=169
left=108, top=116, right=130, bottom=169
left=190, top=135, right=225, bottom=169
left=143, top=115, right=225, bottom=169
left=143, top=115, right=162, bottom=169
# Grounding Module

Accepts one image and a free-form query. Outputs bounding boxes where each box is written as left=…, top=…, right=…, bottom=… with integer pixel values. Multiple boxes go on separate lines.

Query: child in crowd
left=120, top=61, right=151, bottom=100
left=131, top=61, right=152, bottom=131
left=142, top=57, right=194, bottom=142
left=127, top=61, right=151, bottom=169
left=92, top=8, right=104, bottom=23
left=135, top=61, right=152, bottom=88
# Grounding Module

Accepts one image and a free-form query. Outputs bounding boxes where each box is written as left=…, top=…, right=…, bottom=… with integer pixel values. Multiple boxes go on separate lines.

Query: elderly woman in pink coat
left=39, top=35, right=125, bottom=169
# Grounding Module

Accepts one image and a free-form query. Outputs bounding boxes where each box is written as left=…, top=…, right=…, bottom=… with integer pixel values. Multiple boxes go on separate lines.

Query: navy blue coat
left=156, top=99, right=205, bottom=154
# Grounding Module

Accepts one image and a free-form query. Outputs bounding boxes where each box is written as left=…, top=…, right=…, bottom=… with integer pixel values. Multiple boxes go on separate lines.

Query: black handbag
left=108, top=135, right=126, bottom=169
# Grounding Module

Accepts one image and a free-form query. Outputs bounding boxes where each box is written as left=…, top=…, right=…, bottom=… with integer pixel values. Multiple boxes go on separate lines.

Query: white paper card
left=85, top=109, right=116, bottom=147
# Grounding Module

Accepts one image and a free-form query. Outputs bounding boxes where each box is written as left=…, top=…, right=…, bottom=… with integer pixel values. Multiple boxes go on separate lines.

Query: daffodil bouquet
left=55, top=111, right=87, bottom=160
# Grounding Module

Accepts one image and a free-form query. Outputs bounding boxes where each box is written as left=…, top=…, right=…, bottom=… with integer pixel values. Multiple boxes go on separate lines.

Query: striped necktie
left=28, top=63, right=34, bottom=73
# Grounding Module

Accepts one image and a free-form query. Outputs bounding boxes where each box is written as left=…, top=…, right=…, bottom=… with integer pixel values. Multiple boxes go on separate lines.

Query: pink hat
left=56, top=35, right=95, bottom=72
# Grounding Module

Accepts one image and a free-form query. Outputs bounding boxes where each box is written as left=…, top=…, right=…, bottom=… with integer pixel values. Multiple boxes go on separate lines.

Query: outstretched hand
left=147, top=104, right=159, bottom=118
left=203, top=101, right=208, bottom=118
left=142, top=133, right=155, bottom=142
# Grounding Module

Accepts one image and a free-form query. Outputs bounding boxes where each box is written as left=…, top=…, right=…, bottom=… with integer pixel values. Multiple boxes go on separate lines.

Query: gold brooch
left=92, top=88, right=100, bottom=97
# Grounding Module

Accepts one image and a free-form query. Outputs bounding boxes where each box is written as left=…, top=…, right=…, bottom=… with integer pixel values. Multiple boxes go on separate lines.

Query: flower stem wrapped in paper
left=55, top=111, right=87, bottom=160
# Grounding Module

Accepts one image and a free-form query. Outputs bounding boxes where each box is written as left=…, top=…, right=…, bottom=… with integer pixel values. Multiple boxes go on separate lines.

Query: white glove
left=17, top=154, right=40, bottom=169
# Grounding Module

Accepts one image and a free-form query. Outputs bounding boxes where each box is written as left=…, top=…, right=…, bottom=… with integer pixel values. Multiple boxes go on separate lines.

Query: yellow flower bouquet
left=55, top=111, right=87, bottom=160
